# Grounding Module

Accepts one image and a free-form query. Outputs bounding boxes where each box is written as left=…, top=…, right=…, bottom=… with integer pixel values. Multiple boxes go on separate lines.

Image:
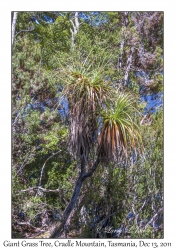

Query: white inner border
left=1, top=1, right=174, bottom=249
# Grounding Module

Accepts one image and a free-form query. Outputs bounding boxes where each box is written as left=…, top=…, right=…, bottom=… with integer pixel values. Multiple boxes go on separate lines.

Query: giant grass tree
left=50, top=55, right=142, bottom=238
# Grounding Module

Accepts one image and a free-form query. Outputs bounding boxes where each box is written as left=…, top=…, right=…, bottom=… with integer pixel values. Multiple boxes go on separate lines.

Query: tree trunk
left=49, top=156, right=100, bottom=238
left=70, top=12, right=79, bottom=49
left=49, top=174, right=85, bottom=238
left=12, top=12, right=18, bottom=46
left=118, top=39, right=125, bottom=69
left=124, top=46, right=134, bottom=86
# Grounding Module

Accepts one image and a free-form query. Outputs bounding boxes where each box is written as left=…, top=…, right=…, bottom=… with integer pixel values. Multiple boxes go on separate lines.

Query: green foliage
left=12, top=11, right=163, bottom=239
left=98, top=91, right=142, bottom=161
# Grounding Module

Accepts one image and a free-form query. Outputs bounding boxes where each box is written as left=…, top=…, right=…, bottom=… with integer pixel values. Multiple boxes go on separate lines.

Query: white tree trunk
left=124, top=46, right=134, bottom=86
left=12, top=12, right=18, bottom=46
left=118, top=39, right=125, bottom=69
left=70, top=12, right=79, bottom=48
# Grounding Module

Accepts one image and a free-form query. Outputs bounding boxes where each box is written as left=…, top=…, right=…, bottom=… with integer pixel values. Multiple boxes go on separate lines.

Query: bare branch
left=124, top=46, right=134, bottom=86
left=39, top=150, right=61, bottom=186
left=15, top=27, right=34, bottom=38
left=144, top=208, right=163, bottom=229
left=70, top=20, right=75, bottom=30
left=16, top=186, right=60, bottom=194
left=138, top=199, right=147, bottom=213
left=12, top=221, right=46, bottom=233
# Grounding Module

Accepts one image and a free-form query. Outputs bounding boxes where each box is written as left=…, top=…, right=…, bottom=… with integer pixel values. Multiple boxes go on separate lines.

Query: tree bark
left=124, top=46, right=134, bottom=86
left=12, top=12, right=18, bottom=46
left=70, top=12, right=79, bottom=49
left=49, top=174, right=85, bottom=238
left=49, top=156, right=100, bottom=238
left=118, top=39, right=125, bottom=69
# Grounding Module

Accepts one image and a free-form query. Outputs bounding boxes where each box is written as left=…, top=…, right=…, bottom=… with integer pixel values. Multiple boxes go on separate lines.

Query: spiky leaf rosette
left=62, top=66, right=113, bottom=162
left=98, top=92, right=142, bottom=163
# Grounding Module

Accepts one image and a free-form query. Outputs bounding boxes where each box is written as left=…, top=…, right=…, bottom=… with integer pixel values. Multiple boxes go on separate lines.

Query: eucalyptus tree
left=95, top=12, right=163, bottom=93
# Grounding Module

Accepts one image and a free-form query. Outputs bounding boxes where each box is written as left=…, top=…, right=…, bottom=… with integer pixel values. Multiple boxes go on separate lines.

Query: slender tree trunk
left=118, top=39, right=125, bottom=69
left=50, top=156, right=100, bottom=238
left=124, top=46, right=134, bottom=86
left=70, top=12, right=79, bottom=49
left=118, top=12, right=129, bottom=69
left=12, top=12, right=18, bottom=46
left=50, top=174, right=84, bottom=238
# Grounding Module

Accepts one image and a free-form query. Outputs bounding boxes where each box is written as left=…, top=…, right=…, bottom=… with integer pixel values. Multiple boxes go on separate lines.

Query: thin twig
left=38, top=150, right=61, bottom=186
left=15, top=27, right=34, bottom=38
left=144, top=208, right=163, bottom=229
left=17, top=186, right=60, bottom=194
